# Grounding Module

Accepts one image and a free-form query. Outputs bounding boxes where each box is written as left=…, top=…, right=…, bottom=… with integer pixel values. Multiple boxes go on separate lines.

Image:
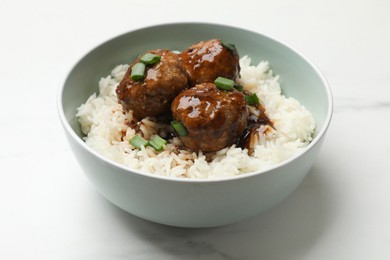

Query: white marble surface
left=1, top=0, right=390, bottom=259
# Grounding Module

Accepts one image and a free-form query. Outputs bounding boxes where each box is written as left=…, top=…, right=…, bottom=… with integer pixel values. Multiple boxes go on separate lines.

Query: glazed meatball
left=180, top=39, right=240, bottom=86
left=116, top=49, right=189, bottom=119
left=171, top=83, right=248, bottom=152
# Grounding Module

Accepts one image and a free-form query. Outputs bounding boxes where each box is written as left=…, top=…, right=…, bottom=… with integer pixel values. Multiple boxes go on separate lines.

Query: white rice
left=76, top=56, right=316, bottom=179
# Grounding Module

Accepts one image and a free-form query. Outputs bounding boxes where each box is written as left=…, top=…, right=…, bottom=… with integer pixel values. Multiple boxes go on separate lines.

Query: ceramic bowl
left=58, top=23, right=332, bottom=227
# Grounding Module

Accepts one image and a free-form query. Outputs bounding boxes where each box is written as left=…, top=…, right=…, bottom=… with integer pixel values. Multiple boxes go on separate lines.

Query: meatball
left=180, top=39, right=240, bottom=86
left=116, top=49, right=189, bottom=119
left=171, top=83, right=248, bottom=152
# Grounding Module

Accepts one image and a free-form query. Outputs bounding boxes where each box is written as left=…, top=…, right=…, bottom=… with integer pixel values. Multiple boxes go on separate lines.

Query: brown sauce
left=237, top=103, right=273, bottom=153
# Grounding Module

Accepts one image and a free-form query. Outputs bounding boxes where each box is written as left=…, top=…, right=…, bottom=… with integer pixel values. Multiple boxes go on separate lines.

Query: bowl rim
left=57, top=21, right=333, bottom=183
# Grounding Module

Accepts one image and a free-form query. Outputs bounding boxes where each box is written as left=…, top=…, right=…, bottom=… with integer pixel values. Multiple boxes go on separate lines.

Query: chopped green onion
left=221, top=41, right=236, bottom=52
left=130, top=134, right=149, bottom=149
left=234, top=84, right=244, bottom=92
left=149, top=135, right=167, bottom=151
left=245, top=93, right=260, bottom=106
left=140, top=53, right=161, bottom=65
left=171, top=121, right=188, bottom=137
left=130, top=62, right=146, bottom=81
left=214, top=77, right=235, bottom=90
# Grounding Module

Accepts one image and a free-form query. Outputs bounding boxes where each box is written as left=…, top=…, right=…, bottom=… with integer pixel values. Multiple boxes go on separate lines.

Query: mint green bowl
left=58, top=23, right=332, bottom=227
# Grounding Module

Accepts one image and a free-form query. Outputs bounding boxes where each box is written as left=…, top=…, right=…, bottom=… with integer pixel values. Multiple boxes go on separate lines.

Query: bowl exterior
left=63, top=127, right=326, bottom=227
left=59, top=22, right=332, bottom=227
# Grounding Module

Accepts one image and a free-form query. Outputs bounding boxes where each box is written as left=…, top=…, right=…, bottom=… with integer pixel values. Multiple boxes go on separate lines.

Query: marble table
left=1, top=0, right=389, bottom=259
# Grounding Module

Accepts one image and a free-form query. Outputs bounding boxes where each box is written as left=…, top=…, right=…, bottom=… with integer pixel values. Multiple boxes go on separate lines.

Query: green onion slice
left=130, top=134, right=149, bottom=149
left=221, top=41, right=236, bottom=52
left=245, top=93, right=260, bottom=106
left=130, top=62, right=146, bottom=81
left=234, top=84, right=244, bottom=92
left=149, top=135, right=168, bottom=151
left=171, top=121, right=188, bottom=137
left=214, top=77, right=235, bottom=90
left=140, top=53, right=161, bottom=65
